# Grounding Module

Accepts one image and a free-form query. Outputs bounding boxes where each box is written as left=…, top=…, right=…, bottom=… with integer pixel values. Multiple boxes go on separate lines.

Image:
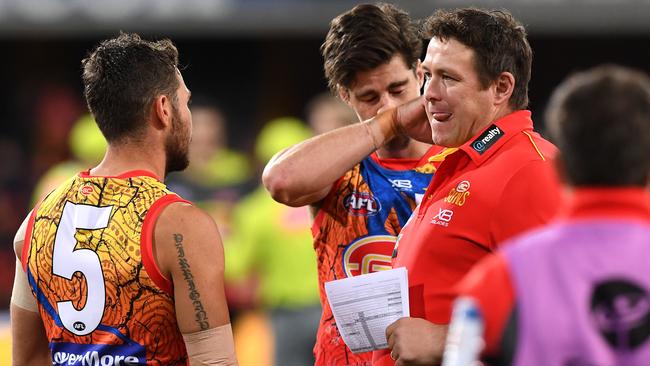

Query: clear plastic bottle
left=442, top=297, right=485, bottom=366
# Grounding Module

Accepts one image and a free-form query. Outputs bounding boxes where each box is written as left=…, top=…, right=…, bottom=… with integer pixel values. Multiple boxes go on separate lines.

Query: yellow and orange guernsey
left=22, top=170, right=189, bottom=366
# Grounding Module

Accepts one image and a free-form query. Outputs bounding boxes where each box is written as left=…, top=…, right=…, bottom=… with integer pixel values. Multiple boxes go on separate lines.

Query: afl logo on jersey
left=80, top=184, right=94, bottom=196
left=344, top=191, right=381, bottom=216
left=343, top=235, right=396, bottom=277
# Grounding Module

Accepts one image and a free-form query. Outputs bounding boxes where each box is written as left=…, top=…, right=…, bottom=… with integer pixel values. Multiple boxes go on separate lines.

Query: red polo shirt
left=373, top=110, right=562, bottom=365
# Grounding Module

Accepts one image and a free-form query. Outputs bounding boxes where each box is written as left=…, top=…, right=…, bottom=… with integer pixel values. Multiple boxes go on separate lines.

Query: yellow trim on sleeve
left=522, top=131, right=546, bottom=161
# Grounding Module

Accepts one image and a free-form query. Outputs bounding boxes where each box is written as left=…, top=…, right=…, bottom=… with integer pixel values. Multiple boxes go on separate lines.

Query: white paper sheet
left=324, top=267, right=410, bottom=353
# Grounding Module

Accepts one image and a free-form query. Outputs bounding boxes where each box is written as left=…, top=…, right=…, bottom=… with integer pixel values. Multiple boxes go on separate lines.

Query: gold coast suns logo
left=342, top=235, right=396, bottom=277
left=80, top=183, right=94, bottom=196
left=444, top=180, right=471, bottom=206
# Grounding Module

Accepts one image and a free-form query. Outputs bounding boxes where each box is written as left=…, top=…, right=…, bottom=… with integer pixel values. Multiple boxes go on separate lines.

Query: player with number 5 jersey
left=23, top=171, right=189, bottom=365
left=10, top=33, right=237, bottom=366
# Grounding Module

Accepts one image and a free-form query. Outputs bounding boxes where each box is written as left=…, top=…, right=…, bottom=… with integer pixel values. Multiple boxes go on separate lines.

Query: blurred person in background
left=10, top=33, right=237, bottom=365
left=166, top=96, right=252, bottom=238
left=0, top=88, right=88, bottom=320
left=263, top=3, right=447, bottom=365
left=31, top=113, right=108, bottom=204
left=30, top=84, right=87, bottom=179
left=0, top=139, right=29, bottom=310
left=446, top=65, right=650, bottom=366
left=166, top=96, right=251, bottom=196
left=306, top=92, right=358, bottom=135
left=226, top=116, right=320, bottom=366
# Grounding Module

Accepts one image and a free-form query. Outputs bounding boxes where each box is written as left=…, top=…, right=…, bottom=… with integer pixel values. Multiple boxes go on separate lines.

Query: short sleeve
left=455, top=252, right=515, bottom=356
left=489, top=160, right=562, bottom=248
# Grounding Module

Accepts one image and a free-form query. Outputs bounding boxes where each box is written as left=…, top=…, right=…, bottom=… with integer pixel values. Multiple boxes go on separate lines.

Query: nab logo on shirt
left=343, top=235, right=396, bottom=277
left=344, top=191, right=381, bottom=216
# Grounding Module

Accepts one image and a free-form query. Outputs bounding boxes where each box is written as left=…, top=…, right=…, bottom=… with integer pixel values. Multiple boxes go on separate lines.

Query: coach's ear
left=492, top=71, right=515, bottom=107
left=152, top=94, right=174, bottom=131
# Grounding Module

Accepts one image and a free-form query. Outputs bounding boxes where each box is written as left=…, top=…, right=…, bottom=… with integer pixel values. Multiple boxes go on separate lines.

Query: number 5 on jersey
left=53, top=202, right=112, bottom=336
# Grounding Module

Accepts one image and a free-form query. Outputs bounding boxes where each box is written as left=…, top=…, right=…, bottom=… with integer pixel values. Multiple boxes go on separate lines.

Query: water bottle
left=442, top=297, right=485, bottom=366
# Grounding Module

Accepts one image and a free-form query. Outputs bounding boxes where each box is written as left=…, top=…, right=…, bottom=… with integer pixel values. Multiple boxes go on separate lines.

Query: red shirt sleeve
left=489, top=160, right=561, bottom=248
left=455, top=252, right=515, bottom=356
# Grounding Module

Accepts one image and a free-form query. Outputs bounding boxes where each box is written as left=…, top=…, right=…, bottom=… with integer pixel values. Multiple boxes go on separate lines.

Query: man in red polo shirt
left=446, top=65, right=650, bottom=366
left=374, top=8, right=563, bottom=365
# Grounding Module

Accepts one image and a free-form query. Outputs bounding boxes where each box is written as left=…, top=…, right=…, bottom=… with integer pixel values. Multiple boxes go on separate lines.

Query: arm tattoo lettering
left=173, top=233, right=210, bottom=330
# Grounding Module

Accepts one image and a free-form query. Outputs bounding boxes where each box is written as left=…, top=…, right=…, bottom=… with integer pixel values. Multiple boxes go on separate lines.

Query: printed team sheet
left=324, top=267, right=410, bottom=353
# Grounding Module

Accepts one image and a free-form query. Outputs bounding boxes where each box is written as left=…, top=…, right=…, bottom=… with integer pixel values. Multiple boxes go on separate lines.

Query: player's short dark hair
left=423, top=8, right=532, bottom=110
left=321, top=3, right=422, bottom=92
left=82, top=33, right=179, bottom=143
left=546, top=64, right=650, bottom=187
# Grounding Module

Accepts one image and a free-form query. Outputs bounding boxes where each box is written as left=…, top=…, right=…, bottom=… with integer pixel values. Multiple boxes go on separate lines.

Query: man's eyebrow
left=355, top=89, right=378, bottom=99
left=388, top=79, right=409, bottom=89
left=355, top=78, right=410, bottom=99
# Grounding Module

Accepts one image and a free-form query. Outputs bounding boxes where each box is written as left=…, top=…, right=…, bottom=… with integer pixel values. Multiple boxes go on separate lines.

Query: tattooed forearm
left=174, top=233, right=209, bottom=330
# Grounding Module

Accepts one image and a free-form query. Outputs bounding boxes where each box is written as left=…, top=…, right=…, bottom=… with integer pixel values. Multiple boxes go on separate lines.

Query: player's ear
left=338, top=86, right=351, bottom=105
left=414, top=60, right=424, bottom=88
left=152, top=94, right=173, bottom=131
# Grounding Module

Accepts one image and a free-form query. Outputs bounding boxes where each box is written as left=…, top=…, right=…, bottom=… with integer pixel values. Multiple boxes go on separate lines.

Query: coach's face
left=421, top=37, right=501, bottom=148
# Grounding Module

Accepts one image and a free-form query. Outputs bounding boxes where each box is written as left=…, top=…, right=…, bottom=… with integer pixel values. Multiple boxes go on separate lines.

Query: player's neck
left=90, top=143, right=166, bottom=180
left=375, top=139, right=430, bottom=160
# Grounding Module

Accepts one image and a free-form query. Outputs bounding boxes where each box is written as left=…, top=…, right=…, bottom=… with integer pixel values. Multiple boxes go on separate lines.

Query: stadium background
left=0, top=0, right=649, bottom=364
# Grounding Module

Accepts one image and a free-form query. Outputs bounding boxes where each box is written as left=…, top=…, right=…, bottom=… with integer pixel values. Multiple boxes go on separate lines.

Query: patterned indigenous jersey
left=22, top=170, right=189, bottom=366
left=312, top=147, right=449, bottom=366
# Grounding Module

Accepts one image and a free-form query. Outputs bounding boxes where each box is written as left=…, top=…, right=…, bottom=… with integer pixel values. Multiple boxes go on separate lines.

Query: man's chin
left=165, top=158, right=190, bottom=175
left=383, top=134, right=410, bottom=151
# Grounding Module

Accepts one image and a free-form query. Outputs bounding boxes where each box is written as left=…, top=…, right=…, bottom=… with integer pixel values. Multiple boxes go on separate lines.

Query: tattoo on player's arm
left=173, top=233, right=210, bottom=330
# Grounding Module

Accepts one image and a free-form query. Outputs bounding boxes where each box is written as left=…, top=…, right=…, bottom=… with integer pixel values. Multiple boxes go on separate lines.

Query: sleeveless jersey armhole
left=21, top=205, right=40, bottom=272
left=311, top=176, right=344, bottom=237
left=141, top=194, right=191, bottom=296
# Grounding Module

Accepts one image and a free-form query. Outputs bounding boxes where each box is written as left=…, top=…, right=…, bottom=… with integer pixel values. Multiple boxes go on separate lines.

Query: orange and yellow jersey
left=312, top=147, right=449, bottom=366
left=21, top=170, right=189, bottom=366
